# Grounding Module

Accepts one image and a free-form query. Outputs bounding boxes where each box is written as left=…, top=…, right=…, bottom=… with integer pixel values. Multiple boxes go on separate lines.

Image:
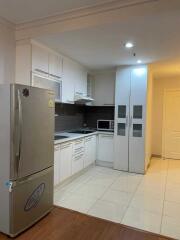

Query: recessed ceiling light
left=137, top=60, right=142, bottom=64
left=125, top=42, right=134, bottom=49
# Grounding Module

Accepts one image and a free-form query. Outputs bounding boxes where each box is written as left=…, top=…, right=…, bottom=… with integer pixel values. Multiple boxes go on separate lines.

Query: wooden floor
left=0, top=207, right=173, bottom=240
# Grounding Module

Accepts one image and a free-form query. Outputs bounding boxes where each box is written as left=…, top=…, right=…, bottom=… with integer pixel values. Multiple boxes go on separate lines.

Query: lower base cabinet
left=54, top=134, right=98, bottom=186
left=84, top=135, right=97, bottom=168
left=54, top=142, right=73, bottom=186
left=59, top=142, right=73, bottom=182
left=97, top=134, right=114, bottom=163
left=54, top=145, right=61, bottom=186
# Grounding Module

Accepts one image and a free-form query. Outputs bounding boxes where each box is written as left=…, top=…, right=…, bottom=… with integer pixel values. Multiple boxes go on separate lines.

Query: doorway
left=162, top=89, right=180, bottom=159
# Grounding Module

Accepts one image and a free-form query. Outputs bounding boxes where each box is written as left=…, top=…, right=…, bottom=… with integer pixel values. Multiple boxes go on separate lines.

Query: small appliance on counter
left=97, top=120, right=114, bottom=131
left=0, top=84, right=55, bottom=237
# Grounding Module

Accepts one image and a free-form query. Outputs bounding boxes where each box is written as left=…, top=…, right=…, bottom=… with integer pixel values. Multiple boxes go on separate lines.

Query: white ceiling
left=0, top=0, right=109, bottom=24
left=36, top=0, right=180, bottom=71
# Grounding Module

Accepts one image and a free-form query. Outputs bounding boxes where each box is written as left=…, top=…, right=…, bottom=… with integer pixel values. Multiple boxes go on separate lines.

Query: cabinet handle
left=75, top=140, right=83, bottom=145
left=61, top=143, right=72, bottom=149
left=74, top=147, right=84, bottom=152
left=101, top=135, right=114, bottom=138
left=74, top=154, right=84, bottom=161
left=49, top=73, right=61, bottom=79
left=35, top=69, right=48, bottom=75
left=54, top=145, right=60, bottom=151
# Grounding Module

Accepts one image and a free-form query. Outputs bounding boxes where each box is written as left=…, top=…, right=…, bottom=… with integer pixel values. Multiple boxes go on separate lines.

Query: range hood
left=74, top=93, right=94, bottom=104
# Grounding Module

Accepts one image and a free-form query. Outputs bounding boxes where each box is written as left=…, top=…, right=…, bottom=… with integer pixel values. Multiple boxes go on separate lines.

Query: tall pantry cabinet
left=114, top=66, right=147, bottom=174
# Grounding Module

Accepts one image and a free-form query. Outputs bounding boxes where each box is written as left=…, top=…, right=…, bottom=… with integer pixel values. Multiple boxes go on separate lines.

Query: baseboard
left=95, top=160, right=113, bottom=168
left=151, top=154, right=162, bottom=159
left=54, top=163, right=95, bottom=190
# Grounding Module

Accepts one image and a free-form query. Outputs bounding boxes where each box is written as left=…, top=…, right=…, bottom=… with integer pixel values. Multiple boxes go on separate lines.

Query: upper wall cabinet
left=49, top=53, right=63, bottom=79
left=91, top=71, right=115, bottom=106
left=32, top=44, right=49, bottom=76
left=32, top=43, right=63, bottom=78
left=16, top=41, right=63, bottom=85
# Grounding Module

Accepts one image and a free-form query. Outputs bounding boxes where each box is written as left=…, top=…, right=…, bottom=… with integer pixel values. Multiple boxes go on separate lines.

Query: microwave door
left=98, top=121, right=110, bottom=130
left=10, top=85, right=54, bottom=180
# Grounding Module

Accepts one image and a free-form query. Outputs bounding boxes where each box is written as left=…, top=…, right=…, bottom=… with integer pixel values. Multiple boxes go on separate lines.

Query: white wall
left=152, top=76, right=180, bottom=156
left=0, top=19, right=15, bottom=84
left=145, top=67, right=154, bottom=168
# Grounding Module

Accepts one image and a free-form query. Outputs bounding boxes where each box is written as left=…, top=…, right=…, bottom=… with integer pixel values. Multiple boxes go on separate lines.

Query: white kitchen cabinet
left=62, top=57, right=87, bottom=104
left=84, top=135, right=97, bottom=168
left=49, top=53, right=63, bottom=78
left=74, top=67, right=87, bottom=96
left=72, top=139, right=84, bottom=174
left=59, top=142, right=73, bottom=182
left=32, top=44, right=49, bottom=75
left=97, top=133, right=114, bottom=163
left=114, top=66, right=147, bottom=174
left=92, top=71, right=115, bottom=106
left=54, top=145, right=61, bottom=186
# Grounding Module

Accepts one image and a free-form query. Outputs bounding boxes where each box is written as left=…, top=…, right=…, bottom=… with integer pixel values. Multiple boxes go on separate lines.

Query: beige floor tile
left=164, top=201, right=180, bottom=221
left=88, top=200, right=127, bottom=223
left=122, top=206, right=162, bottom=234
left=165, top=188, right=180, bottom=204
left=161, top=216, right=180, bottom=240
left=130, top=194, right=164, bottom=214
left=100, top=189, right=133, bottom=206
left=58, top=194, right=97, bottom=213
left=72, top=182, right=108, bottom=198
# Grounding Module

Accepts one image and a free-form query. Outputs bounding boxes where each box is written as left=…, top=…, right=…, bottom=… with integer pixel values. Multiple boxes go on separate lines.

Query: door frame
left=162, top=89, right=180, bottom=159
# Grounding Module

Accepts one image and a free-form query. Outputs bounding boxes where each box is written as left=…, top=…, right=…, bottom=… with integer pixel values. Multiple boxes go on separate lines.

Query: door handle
left=16, top=90, right=23, bottom=177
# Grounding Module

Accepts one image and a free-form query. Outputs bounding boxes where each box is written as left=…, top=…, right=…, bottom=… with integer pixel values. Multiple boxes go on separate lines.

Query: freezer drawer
left=10, top=167, right=53, bottom=237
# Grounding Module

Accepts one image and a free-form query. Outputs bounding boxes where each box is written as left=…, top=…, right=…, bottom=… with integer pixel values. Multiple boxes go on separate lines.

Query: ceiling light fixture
left=137, top=60, right=142, bottom=64
left=125, top=42, right=134, bottom=49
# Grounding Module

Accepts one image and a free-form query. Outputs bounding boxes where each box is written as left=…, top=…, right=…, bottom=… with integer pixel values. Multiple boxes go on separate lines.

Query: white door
left=114, top=68, right=131, bottom=171
left=129, top=67, right=147, bottom=173
left=163, top=90, right=180, bottom=159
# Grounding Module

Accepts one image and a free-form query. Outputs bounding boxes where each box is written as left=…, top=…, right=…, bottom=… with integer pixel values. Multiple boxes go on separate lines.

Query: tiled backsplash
left=55, top=103, right=84, bottom=132
left=55, top=103, right=114, bottom=132
left=84, top=106, right=115, bottom=129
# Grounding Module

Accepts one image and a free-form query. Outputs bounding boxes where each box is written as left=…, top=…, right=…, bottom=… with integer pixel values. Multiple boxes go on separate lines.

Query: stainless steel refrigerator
left=0, top=84, right=55, bottom=237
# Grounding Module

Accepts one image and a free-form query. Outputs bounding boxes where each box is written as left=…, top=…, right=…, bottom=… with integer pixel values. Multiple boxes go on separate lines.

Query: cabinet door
left=84, top=135, right=96, bottom=167
left=54, top=145, right=61, bottom=186
left=61, top=57, right=75, bottom=103
left=49, top=53, right=63, bottom=78
left=60, top=142, right=73, bottom=182
left=114, top=67, right=131, bottom=171
left=74, top=68, right=87, bottom=96
left=97, top=134, right=114, bottom=163
left=93, top=72, right=115, bottom=106
left=32, top=44, right=49, bottom=75
left=129, top=67, right=147, bottom=174
left=91, top=135, right=97, bottom=163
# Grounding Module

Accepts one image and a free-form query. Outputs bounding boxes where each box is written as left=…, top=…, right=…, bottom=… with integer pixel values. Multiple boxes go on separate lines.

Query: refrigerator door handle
left=16, top=90, right=23, bottom=176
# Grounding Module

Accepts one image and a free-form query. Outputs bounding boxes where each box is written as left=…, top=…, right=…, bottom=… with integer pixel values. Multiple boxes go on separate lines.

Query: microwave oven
left=97, top=120, right=114, bottom=131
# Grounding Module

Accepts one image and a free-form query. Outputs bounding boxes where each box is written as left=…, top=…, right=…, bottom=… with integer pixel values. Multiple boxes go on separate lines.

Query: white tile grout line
left=86, top=170, right=122, bottom=214
left=120, top=173, right=143, bottom=223
left=159, top=159, right=169, bottom=234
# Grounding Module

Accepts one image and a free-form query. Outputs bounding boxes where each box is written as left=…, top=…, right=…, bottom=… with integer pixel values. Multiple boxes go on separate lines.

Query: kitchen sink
left=69, top=130, right=95, bottom=134
left=54, top=135, right=69, bottom=140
